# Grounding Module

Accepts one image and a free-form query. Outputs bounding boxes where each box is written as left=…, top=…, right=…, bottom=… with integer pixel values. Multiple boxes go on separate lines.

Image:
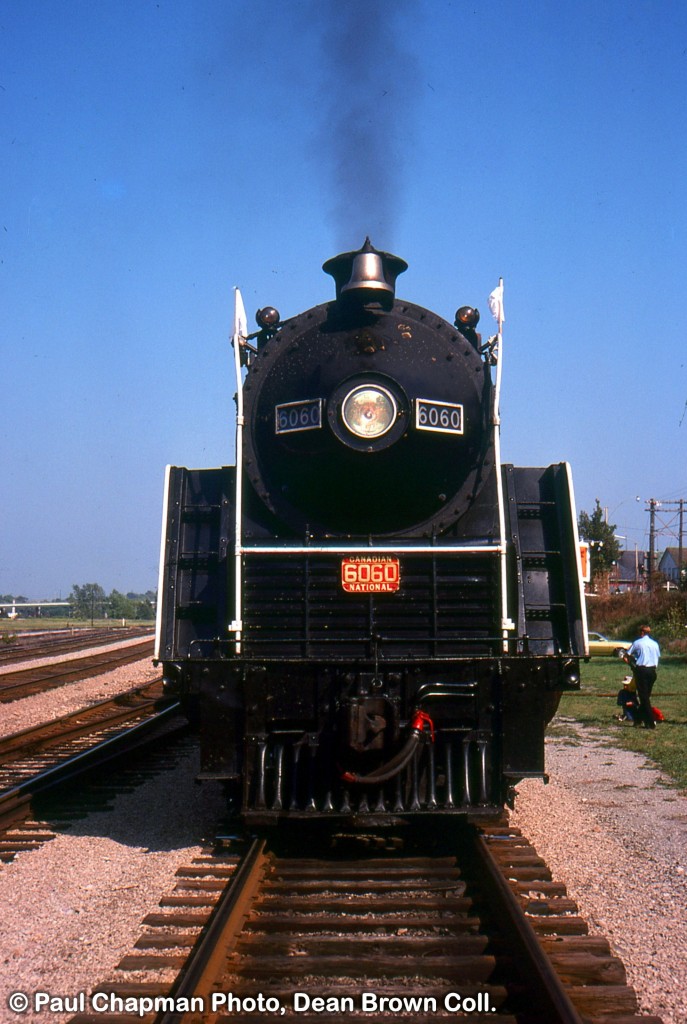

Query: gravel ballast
left=0, top=652, right=160, bottom=740
left=510, top=718, right=687, bottom=1024
left=0, top=653, right=685, bottom=1023
left=0, top=739, right=225, bottom=1024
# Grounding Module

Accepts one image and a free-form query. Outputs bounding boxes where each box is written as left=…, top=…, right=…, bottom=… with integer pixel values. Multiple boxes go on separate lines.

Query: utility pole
left=648, top=499, right=657, bottom=591
left=680, top=498, right=684, bottom=590
left=645, top=498, right=687, bottom=591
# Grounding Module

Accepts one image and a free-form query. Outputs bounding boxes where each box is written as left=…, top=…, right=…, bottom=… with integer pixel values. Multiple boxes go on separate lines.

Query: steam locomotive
left=155, top=240, right=588, bottom=823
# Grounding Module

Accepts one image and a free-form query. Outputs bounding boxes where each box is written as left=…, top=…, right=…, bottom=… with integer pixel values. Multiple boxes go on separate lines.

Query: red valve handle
left=410, top=709, right=435, bottom=742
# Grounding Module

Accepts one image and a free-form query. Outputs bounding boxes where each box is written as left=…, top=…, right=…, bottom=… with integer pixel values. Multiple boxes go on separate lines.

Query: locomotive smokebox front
left=242, top=240, right=496, bottom=539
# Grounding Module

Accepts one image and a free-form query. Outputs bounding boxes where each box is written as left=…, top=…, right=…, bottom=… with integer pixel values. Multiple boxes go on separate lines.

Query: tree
left=132, top=597, right=155, bottom=620
left=69, top=583, right=107, bottom=621
left=124, top=590, right=156, bottom=620
left=578, top=500, right=621, bottom=580
left=109, top=589, right=136, bottom=620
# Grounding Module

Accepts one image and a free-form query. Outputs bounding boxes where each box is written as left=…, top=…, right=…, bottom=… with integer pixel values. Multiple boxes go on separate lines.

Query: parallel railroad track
left=0, top=626, right=153, bottom=663
left=0, top=679, right=183, bottom=852
left=0, top=638, right=154, bottom=702
left=69, top=825, right=663, bottom=1024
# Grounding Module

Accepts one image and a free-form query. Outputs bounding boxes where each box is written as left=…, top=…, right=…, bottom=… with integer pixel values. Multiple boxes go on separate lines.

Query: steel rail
left=0, top=702, right=183, bottom=832
left=0, top=679, right=165, bottom=763
left=88, top=830, right=658, bottom=1024
left=0, top=639, right=154, bottom=701
left=469, top=828, right=585, bottom=1024
left=155, top=837, right=268, bottom=1024
left=0, top=626, right=153, bottom=663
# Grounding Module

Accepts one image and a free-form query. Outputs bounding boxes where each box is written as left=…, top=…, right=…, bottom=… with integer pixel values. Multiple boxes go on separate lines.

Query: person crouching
left=616, top=675, right=638, bottom=722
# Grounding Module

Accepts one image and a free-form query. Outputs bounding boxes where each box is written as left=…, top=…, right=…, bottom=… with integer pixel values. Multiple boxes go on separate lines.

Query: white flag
left=488, top=281, right=505, bottom=325
left=233, top=287, right=248, bottom=340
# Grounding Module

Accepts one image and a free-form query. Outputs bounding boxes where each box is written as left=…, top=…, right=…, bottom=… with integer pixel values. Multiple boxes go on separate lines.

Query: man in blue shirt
left=624, top=625, right=660, bottom=729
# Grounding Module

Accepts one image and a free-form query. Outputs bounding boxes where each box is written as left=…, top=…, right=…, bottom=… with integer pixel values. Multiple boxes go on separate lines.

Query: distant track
left=0, top=625, right=153, bottom=663
left=0, top=638, right=154, bottom=702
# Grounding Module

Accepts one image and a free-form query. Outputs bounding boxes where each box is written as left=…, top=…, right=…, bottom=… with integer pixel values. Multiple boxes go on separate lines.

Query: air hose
left=341, top=710, right=434, bottom=786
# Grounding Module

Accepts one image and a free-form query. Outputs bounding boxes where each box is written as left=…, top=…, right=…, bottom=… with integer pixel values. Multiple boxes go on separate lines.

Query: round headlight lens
left=341, top=385, right=397, bottom=438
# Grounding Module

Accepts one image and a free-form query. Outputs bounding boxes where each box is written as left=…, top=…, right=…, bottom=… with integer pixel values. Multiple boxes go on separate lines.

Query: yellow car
left=587, top=632, right=631, bottom=657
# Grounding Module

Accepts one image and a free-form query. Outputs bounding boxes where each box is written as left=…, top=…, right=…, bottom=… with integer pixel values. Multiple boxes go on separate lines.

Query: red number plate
left=341, top=557, right=401, bottom=593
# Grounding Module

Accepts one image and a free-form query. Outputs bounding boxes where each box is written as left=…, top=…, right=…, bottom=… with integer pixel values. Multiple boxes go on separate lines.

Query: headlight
left=341, top=385, right=397, bottom=438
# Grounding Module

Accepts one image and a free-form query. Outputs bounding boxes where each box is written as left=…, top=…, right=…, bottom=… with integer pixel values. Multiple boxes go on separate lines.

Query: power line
left=645, top=498, right=685, bottom=589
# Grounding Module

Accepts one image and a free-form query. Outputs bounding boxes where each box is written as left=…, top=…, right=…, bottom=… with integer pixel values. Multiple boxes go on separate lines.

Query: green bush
left=588, top=591, right=687, bottom=653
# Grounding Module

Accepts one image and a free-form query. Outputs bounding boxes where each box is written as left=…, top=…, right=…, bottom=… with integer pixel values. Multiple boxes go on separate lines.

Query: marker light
left=455, top=306, right=480, bottom=329
left=256, top=306, right=280, bottom=329
left=342, top=385, right=397, bottom=439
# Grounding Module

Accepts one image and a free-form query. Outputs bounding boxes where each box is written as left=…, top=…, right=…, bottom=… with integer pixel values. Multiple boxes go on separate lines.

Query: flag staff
left=487, top=278, right=511, bottom=645
left=230, top=287, right=248, bottom=652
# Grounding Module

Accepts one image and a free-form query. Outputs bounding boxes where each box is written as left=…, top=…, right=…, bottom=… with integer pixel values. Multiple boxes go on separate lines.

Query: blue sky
left=2, top=0, right=686, bottom=598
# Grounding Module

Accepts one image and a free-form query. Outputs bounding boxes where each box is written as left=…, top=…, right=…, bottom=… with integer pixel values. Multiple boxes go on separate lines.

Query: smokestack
left=323, top=237, right=408, bottom=309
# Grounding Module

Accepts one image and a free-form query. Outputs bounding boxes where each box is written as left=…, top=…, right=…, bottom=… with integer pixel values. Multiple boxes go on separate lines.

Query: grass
left=0, top=617, right=154, bottom=645
left=554, top=655, right=687, bottom=790
left=0, top=617, right=153, bottom=635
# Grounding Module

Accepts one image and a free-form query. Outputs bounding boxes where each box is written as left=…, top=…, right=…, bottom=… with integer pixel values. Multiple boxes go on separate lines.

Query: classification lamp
left=256, top=306, right=280, bottom=329
left=454, top=306, right=480, bottom=329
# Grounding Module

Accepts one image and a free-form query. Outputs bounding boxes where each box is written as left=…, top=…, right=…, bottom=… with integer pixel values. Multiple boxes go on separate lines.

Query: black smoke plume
left=307, top=1, right=421, bottom=249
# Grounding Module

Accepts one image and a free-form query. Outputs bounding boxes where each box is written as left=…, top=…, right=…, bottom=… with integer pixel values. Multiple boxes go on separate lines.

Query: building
left=609, top=550, right=649, bottom=593
left=658, top=547, right=686, bottom=587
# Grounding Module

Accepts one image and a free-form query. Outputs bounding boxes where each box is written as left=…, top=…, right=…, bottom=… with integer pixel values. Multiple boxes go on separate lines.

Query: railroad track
left=69, top=824, right=663, bottom=1024
left=0, top=638, right=154, bottom=702
left=0, top=679, right=183, bottom=852
left=0, top=625, right=153, bottom=663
